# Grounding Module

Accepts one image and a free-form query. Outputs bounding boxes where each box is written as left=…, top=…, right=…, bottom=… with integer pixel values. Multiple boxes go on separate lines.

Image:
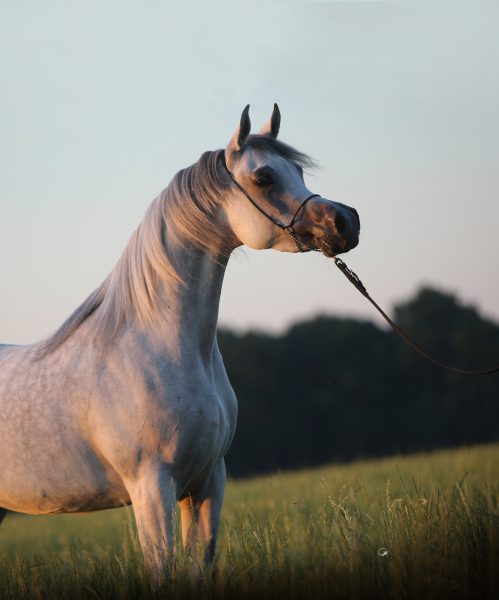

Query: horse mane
left=36, top=139, right=315, bottom=358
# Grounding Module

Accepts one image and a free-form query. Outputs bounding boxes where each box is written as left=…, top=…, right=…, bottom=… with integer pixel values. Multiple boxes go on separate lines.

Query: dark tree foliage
left=218, top=287, right=499, bottom=477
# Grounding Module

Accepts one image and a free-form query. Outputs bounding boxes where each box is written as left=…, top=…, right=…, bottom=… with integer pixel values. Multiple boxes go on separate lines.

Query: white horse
left=0, top=105, right=360, bottom=584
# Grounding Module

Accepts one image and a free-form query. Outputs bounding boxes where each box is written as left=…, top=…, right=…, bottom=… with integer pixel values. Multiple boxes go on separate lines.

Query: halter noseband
left=223, top=159, right=320, bottom=253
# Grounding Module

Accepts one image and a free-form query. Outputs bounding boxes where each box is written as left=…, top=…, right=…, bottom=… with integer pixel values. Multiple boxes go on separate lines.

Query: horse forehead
left=240, top=148, right=294, bottom=174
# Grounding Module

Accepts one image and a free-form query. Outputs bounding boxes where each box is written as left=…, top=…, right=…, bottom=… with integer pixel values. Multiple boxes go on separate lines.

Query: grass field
left=0, top=443, right=497, bottom=599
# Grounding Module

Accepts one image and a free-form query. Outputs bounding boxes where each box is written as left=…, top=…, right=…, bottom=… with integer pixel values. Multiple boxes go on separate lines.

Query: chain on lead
left=284, top=226, right=320, bottom=253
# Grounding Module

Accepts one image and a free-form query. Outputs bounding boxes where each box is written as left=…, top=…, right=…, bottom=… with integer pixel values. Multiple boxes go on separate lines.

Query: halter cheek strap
left=223, top=160, right=320, bottom=252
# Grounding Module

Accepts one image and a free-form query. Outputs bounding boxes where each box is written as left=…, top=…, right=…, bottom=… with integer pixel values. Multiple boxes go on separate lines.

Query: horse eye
left=255, top=175, right=271, bottom=188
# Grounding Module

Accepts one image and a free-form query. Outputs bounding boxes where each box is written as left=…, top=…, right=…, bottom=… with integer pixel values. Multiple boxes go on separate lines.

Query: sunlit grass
left=1, top=444, right=497, bottom=599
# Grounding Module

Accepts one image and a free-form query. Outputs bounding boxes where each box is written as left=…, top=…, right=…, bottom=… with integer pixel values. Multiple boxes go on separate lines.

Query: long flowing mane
left=37, top=138, right=314, bottom=357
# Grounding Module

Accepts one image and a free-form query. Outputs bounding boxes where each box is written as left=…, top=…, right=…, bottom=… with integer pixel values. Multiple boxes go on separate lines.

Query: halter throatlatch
left=223, top=159, right=320, bottom=253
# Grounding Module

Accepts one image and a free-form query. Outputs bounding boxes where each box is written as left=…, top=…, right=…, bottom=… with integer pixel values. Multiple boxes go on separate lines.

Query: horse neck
left=143, top=245, right=229, bottom=363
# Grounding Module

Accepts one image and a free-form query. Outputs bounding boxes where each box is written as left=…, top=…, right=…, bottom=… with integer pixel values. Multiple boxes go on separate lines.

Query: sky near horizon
left=1, top=0, right=498, bottom=344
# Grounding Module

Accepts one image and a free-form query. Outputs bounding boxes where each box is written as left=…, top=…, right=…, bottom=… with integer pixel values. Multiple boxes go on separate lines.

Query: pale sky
left=1, top=0, right=498, bottom=344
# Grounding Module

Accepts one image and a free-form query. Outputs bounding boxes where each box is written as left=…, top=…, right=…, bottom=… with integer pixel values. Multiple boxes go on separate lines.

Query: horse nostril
left=335, top=211, right=347, bottom=235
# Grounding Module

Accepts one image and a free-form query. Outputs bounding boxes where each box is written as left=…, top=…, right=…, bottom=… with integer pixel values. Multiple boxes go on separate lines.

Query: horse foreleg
left=125, top=463, right=177, bottom=587
left=179, top=459, right=226, bottom=568
left=0, top=508, right=7, bottom=526
left=179, top=494, right=200, bottom=559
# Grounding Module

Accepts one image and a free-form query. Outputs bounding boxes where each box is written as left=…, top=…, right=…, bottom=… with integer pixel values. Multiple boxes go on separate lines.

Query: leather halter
left=224, top=157, right=499, bottom=376
left=223, top=159, right=320, bottom=252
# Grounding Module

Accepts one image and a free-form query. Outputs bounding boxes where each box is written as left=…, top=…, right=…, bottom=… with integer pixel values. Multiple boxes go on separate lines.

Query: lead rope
left=333, top=257, right=499, bottom=376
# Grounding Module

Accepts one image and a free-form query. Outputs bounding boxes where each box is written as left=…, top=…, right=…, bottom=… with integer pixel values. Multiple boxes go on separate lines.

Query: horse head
left=224, top=104, right=360, bottom=257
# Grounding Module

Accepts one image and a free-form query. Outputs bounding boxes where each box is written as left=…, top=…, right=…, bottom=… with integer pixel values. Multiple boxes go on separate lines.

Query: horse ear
left=258, top=103, right=281, bottom=138
left=226, top=105, right=251, bottom=161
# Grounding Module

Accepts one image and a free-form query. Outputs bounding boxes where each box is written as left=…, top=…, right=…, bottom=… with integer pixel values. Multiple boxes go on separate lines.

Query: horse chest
left=162, top=368, right=237, bottom=491
left=94, top=358, right=237, bottom=493
left=174, top=380, right=236, bottom=459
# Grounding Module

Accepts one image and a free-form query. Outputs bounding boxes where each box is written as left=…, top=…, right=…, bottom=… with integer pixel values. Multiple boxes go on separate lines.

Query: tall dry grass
left=0, top=443, right=497, bottom=599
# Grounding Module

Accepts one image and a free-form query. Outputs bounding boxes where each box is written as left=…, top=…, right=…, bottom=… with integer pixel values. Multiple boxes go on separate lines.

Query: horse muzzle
left=295, top=197, right=360, bottom=257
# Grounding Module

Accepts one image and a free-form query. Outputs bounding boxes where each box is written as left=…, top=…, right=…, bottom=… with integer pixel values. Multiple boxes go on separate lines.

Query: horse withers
left=0, top=105, right=360, bottom=585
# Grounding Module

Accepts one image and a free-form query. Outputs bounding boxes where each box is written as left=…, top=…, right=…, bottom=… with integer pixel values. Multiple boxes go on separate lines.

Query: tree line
left=218, top=287, right=499, bottom=477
